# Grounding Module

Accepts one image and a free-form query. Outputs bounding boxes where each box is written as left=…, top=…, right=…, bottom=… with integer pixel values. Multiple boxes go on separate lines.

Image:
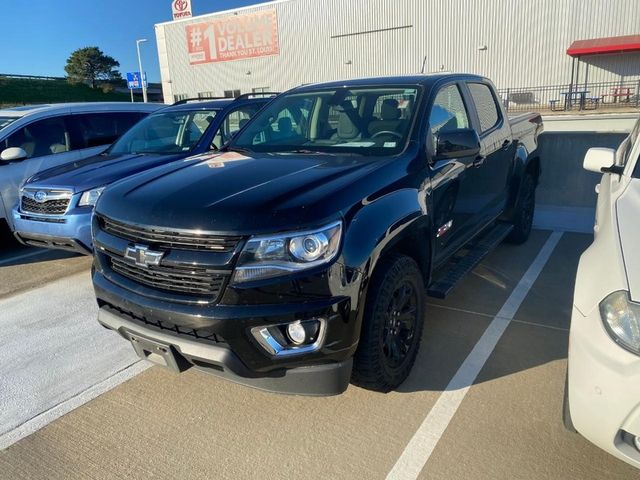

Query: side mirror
left=436, top=129, right=481, bottom=160
left=583, top=147, right=622, bottom=174
left=1, top=147, right=28, bottom=162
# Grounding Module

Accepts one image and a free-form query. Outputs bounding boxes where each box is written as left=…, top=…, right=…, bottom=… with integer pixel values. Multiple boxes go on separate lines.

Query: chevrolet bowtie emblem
left=124, top=244, right=164, bottom=268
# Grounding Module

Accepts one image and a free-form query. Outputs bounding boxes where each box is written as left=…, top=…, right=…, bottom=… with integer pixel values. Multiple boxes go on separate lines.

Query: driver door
left=428, top=83, right=485, bottom=263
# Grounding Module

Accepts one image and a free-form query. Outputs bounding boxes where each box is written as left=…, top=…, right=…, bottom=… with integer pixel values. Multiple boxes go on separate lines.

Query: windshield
left=231, top=86, right=421, bottom=156
left=0, top=116, right=18, bottom=131
left=108, top=110, right=219, bottom=155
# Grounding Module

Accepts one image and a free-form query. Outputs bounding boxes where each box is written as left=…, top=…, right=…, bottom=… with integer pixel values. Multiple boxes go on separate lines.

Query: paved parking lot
left=0, top=231, right=638, bottom=479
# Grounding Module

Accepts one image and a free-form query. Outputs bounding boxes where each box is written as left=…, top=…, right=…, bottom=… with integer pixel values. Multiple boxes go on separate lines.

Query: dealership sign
left=186, top=9, right=279, bottom=65
left=172, top=0, right=192, bottom=20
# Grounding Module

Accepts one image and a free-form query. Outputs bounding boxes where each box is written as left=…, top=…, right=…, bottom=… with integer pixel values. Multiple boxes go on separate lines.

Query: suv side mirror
left=436, top=129, right=481, bottom=160
left=1, top=147, right=28, bottom=162
left=583, top=147, right=623, bottom=174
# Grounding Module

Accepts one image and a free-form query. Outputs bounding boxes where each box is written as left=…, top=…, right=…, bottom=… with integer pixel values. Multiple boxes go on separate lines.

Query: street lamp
left=136, top=38, right=148, bottom=103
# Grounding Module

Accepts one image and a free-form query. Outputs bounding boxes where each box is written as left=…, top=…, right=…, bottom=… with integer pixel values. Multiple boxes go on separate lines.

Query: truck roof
left=294, top=73, right=487, bottom=91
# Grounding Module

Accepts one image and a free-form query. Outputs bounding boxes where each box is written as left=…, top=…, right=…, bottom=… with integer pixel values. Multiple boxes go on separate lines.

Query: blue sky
left=0, top=0, right=269, bottom=82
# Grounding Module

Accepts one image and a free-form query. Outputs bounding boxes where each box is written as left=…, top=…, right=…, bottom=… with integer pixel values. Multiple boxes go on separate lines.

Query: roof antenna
left=420, top=56, right=428, bottom=74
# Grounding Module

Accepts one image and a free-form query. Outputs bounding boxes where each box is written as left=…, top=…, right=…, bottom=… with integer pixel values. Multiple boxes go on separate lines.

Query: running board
left=427, top=223, right=513, bottom=299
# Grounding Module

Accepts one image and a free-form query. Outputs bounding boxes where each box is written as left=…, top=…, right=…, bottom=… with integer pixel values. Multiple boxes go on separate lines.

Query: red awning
left=567, top=34, right=640, bottom=57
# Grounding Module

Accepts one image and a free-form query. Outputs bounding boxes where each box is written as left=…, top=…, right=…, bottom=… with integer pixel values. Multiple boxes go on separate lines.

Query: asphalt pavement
left=0, top=231, right=638, bottom=479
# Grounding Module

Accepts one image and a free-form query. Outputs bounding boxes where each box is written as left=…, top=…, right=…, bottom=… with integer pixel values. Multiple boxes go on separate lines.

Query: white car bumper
left=568, top=303, right=640, bottom=468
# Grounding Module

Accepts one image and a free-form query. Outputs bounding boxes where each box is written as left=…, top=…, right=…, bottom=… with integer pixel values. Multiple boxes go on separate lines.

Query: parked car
left=91, top=74, right=542, bottom=395
left=0, top=102, right=160, bottom=235
left=12, top=94, right=275, bottom=253
left=565, top=116, right=640, bottom=468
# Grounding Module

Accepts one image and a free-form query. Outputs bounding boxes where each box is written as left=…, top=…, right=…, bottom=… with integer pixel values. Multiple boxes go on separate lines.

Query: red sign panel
left=186, top=9, right=279, bottom=65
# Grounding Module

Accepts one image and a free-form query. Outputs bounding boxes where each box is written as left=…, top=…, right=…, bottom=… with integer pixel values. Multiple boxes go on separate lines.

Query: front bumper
left=568, top=304, right=640, bottom=468
left=12, top=206, right=93, bottom=255
left=98, top=306, right=353, bottom=396
left=93, top=266, right=359, bottom=396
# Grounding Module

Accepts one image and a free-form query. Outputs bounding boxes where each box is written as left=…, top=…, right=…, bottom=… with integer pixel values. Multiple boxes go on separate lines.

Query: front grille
left=103, top=303, right=225, bottom=344
left=110, top=256, right=227, bottom=297
left=21, top=196, right=70, bottom=215
left=99, top=216, right=241, bottom=252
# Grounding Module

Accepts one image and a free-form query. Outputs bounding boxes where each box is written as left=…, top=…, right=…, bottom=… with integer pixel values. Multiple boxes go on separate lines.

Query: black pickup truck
left=92, top=74, right=543, bottom=395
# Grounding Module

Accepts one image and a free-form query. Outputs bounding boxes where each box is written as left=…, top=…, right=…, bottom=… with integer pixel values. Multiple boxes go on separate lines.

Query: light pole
left=136, top=38, right=148, bottom=103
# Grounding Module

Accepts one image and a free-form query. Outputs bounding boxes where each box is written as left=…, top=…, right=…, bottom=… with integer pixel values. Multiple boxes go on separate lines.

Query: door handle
left=472, top=155, right=485, bottom=168
left=501, top=139, right=512, bottom=150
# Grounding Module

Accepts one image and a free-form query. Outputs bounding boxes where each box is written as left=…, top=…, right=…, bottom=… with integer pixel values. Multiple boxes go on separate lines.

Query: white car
left=0, top=102, right=160, bottom=233
left=566, top=115, right=640, bottom=468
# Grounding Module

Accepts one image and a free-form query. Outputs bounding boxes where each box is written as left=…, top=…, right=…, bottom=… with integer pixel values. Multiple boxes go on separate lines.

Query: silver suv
left=0, top=102, right=160, bottom=233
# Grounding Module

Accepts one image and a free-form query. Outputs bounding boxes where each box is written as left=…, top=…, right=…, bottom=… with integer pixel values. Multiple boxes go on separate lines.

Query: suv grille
left=99, top=216, right=242, bottom=252
left=109, top=255, right=227, bottom=297
left=21, top=196, right=70, bottom=215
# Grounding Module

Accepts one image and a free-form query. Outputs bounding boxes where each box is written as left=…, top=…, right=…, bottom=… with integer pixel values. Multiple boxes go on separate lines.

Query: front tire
left=352, top=254, right=425, bottom=392
left=506, top=172, right=536, bottom=244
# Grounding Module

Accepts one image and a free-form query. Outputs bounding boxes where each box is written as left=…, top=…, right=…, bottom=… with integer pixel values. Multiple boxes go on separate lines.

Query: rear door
left=464, top=82, right=515, bottom=222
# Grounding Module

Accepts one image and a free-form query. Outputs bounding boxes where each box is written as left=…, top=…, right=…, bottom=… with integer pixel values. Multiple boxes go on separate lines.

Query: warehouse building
left=155, top=0, right=640, bottom=107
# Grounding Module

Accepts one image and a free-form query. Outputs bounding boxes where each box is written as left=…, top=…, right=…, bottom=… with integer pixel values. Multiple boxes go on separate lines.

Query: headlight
left=78, top=187, right=105, bottom=207
left=232, top=221, right=342, bottom=283
left=600, top=290, right=640, bottom=355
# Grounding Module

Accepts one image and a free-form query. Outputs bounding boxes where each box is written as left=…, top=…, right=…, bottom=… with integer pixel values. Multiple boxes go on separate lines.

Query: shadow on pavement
left=396, top=232, right=590, bottom=394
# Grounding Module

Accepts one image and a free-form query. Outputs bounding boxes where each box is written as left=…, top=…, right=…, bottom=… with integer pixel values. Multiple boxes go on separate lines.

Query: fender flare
left=341, top=187, right=430, bottom=282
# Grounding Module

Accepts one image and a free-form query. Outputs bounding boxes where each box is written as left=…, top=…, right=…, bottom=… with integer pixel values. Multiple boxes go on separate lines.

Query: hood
left=96, top=150, right=392, bottom=234
left=25, top=152, right=185, bottom=193
left=617, top=178, right=640, bottom=302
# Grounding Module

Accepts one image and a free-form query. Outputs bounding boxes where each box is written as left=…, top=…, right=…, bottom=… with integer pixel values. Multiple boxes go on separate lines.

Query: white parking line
left=0, top=361, right=150, bottom=451
left=387, top=231, right=563, bottom=480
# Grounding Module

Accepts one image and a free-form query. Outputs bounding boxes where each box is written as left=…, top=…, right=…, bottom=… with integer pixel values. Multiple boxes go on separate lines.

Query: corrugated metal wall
left=156, top=0, right=640, bottom=102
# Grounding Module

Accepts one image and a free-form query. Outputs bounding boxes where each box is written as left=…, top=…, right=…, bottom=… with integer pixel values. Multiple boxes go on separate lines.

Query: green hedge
left=0, top=77, right=132, bottom=106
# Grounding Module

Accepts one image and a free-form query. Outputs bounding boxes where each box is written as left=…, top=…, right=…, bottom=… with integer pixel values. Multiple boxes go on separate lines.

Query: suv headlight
left=78, top=187, right=105, bottom=207
left=232, top=221, right=342, bottom=283
left=600, top=290, right=640, bottom=355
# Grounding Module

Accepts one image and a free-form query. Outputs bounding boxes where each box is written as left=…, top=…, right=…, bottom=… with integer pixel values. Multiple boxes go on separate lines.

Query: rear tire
left=506, top=173, right=536, bottom=244
left=352, top=254, right=425, bottom=392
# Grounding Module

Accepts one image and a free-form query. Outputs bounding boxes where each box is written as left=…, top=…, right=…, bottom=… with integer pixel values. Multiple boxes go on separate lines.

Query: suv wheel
left=352, top=254, right=425, bottom=392
left=507, top=172, right=536, bottom=244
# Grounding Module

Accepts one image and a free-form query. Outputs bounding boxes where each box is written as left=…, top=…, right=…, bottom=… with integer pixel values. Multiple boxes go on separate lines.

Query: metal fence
left=497, top=80, right=640, bottom=113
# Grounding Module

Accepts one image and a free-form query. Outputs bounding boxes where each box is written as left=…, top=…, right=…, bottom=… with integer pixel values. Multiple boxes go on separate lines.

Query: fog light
left=287, top=321, right=307, bottom=345
left=635, top=435, right=640, bottom=452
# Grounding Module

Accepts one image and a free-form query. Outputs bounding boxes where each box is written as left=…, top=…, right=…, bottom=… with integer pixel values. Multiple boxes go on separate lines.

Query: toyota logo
left=34, top=191, right=47, bottom=203
left=173, top=0, right=188, bottom=12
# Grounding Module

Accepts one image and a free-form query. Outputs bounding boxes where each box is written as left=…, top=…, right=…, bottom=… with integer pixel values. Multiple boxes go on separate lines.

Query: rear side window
left=70, top=112, right=146, bottom=149
left=430, top=84, right=470, bottom=135
left=2, top=116, right=71, bottom=159
left=468, top=83, right=501, bottom=133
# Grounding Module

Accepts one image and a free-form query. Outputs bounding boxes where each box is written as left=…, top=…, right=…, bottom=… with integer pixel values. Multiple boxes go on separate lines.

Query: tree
left=64, top=47, right=122, bottom=88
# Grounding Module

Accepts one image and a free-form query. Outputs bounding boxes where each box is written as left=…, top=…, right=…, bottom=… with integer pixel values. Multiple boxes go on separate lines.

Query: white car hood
left=617, top=178, right=640, bottom=302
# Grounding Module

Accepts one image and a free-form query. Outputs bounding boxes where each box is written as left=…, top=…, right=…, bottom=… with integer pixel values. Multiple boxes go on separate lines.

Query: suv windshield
left=232, top=86, right=421, bottom=156
left=0, top=117, right=18, bottom=131
left=108, top=109, right=219, bottom=155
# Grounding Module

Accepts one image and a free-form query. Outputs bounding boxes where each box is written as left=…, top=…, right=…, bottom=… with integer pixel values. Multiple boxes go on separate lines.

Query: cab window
left=429, top=85, right=470, bottom=136
left=467, top=83, right=501, bottom=133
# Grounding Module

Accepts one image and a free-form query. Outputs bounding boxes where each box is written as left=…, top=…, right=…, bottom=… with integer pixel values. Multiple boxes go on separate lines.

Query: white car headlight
left=600, top=290, right=640, bottom=355
left=232, top=221, right=342, bottom=283
left=78, top=187, right=106, bottom=207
